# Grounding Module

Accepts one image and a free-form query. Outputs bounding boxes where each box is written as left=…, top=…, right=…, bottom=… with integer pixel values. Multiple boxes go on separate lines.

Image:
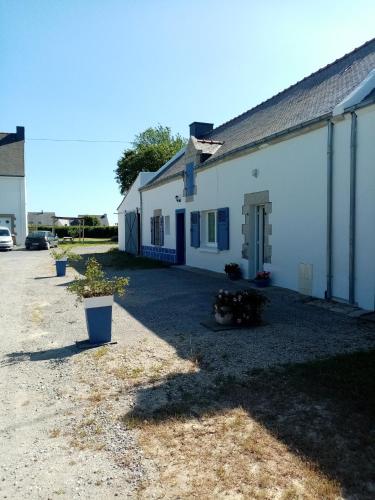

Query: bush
left=213, top=289, right=268, bottom=326
left=67, top=257, right=129, bottom=301
left=28, top=225, right=118, bottom=238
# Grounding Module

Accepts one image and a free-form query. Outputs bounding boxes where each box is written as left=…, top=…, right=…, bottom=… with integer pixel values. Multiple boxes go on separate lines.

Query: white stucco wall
left=331, top=115, right=351, bottom=301
left=138, top=106, right=375, bottom=310
left=354, top=104, right=375, bottom=310
left=117, top=172, right=155, bottom=251
left=142, top=177, right=185, bottom=250
left=186, top=126, right=327, bottom=299
left=0, top=176, right=27, bottom=244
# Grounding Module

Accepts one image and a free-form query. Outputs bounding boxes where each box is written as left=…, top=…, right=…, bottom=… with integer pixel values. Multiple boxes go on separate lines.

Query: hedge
left=28, top=225, right=118, bottom=238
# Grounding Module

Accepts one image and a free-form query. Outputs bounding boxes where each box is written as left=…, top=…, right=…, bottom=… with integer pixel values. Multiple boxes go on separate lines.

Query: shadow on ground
left=72, top=249, right=375, bottom=498
left=2, top=344, right=88, bottom=365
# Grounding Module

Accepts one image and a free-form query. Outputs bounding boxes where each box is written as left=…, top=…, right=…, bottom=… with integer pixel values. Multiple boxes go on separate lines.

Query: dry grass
left=135, top=408, right=340, bottom=499
left=49, top=428, right=61, bottom=438
left=91, top=346, right=109, bottom=359
left=73, top=333, right=374, bottom=499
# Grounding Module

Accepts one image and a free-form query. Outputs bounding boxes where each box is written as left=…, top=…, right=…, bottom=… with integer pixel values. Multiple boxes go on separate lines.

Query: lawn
left=59, top=237, right=116, bottom=245
left=71, top=247, right=168, bottom=271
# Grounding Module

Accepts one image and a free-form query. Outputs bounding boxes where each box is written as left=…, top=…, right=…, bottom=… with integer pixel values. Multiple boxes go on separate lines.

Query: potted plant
left=213, top=288, right=268, bottom=326
left=50, top=248, right=81, bottom=276
left=67, top=257, right=129, bottom=344
left=254, top=271, right=271, bottom=288
left=224, top=263, right=242, bottom=281
left=214, top=290, right=234, bottom=325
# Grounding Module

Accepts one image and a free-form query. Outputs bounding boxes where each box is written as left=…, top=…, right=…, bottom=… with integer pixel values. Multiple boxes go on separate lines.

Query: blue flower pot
left=55, top=259, right=67, bottom=277
left=84, top=296, right=113, bottom=344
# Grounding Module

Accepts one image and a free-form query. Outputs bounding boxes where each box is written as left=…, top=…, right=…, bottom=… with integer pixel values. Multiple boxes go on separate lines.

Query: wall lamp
left=175, top=195, right=181, bottom=203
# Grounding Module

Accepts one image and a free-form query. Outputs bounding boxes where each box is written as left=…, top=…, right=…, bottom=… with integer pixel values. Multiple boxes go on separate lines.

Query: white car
left=0, top=227, right=14, bottom=251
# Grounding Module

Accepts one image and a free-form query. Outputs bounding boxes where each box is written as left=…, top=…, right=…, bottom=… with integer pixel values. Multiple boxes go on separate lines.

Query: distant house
left=77, top=214, right=109, bottom=226
left=118, top=39, right=375, bottom=311
left=0, top=127, right=27, bottom=244
left=28, top=211, right=61, bottom=226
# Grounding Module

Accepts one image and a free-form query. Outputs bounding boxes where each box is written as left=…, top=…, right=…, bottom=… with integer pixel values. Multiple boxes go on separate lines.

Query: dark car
left=25, top=231, right=59, bottom=250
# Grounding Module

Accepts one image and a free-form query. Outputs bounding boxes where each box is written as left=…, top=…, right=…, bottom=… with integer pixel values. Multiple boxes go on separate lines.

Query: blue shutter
left=190, top=211, right=200, bottom=248
left=186, top=163, right=195, bottom=196
left=160, top=216, right=164, bottom=246
left=150, top=217, right=155, bottom=245
left=217, top=207, right=229, bottom=250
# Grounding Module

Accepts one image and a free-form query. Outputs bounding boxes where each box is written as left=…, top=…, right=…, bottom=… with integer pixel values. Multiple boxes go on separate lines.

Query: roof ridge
left=205, top=37, right=375, bottom=136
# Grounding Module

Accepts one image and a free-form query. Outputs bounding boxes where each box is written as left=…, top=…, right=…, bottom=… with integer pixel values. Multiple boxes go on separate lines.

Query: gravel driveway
left=0, top=246, right=143, bottom=499
left=0, top=246, right=374, bottom=499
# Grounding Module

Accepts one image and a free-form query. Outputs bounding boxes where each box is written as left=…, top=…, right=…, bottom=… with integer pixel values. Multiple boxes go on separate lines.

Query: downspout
left=349, top=112, right=357, bottom=304
left=326, top=120, right=334, bottom=300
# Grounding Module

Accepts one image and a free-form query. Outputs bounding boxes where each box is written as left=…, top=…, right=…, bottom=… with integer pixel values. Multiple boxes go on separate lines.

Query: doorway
left=175, top=209, right=185, bottom=264
left=255, top=205, right=265, bottom=273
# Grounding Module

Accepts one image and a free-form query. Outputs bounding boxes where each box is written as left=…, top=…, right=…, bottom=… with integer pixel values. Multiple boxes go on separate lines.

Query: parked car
left=25, top=231, right=59, bottom=250
left=0, top=227, right=14, bottom=251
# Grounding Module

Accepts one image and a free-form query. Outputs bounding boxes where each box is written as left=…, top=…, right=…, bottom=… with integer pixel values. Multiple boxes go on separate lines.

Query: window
left=185, top=162, right=195, bottom=197
left=200, top=210, right=217, bottom=248
left=165, top=215, right=170, bottom=235
left=151, top=215, right=164, bottom=246
left=207, top=211, right=216, bottom=244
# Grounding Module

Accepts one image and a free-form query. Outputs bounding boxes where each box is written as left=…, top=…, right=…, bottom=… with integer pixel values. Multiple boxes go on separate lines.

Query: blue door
left=175, top=210, right=185, bottom=265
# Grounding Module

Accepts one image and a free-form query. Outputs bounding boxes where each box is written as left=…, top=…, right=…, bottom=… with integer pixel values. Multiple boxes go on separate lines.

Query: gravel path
left=0, top=247, right=143, bottom=499
left=0, top=246, right=374, bottom=499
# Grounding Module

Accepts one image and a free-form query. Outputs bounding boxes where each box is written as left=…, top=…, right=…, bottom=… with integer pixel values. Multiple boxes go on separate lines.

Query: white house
left=119, top=39, right=375, bottom=311
left=0, top=126, right=27, bottom=245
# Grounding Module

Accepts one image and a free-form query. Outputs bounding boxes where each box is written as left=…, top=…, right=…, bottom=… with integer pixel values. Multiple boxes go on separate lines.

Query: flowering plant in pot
left=67, top=257, right=129, bottom=344
left=230, top=290, right=268, bottom=326
left=224, top=263, right=242, bottom=281
left=254, top=271, right=271, bottom=288
left=213, top=289, right=234, bottom=325
left=50, top=248, right=81, bottom=277
left=213, top=288, right=268, bottom=326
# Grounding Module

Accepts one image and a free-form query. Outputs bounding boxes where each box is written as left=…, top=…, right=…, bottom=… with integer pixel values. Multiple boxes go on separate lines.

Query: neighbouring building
left=118, top=39, right=375, bottom=311
left=0, top=126, right=27, bottom=244
left=77, top=214, right=110, bottom=226
left=29, top=211, right=58, bottom=226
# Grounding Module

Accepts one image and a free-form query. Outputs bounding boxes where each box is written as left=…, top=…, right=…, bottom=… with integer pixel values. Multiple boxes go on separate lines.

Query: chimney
left=189, top=122, right=213, bottom=138
left=16, top=126, right=25, bottom=141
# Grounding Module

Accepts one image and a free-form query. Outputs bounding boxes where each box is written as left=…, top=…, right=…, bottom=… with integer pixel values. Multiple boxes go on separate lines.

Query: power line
left=27, top=138, right=131, bottom=143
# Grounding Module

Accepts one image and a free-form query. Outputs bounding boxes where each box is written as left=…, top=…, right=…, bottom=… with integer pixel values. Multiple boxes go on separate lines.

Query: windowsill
left=199, top=246, right=219, bottom=253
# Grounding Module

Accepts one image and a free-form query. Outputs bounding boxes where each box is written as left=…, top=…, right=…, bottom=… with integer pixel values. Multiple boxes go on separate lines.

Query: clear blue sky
left=1, top=0, right=374, bottom=224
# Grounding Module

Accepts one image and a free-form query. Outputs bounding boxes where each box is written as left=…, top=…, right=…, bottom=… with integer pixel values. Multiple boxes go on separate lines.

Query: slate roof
left=0, top=128, right=25, bottom=176
left=145, top=38, right=375, bottom=187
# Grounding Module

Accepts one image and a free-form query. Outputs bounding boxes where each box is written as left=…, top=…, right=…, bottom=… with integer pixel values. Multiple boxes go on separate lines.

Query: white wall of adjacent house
left=0, top=176, right=27, bottom=245
left=118, top=171, right=157, bottom=251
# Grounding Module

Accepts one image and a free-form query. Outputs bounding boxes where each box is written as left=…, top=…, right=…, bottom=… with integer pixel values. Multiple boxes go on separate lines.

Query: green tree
left=82, top=215, right=100, bottom=226
left=115, top=125, right=187, bottom=194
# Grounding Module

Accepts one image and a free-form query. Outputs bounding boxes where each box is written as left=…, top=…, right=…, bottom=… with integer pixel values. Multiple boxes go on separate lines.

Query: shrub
left=28, top=225, right=118, bottom=238
left=50, top=248, right=82, bottom=262
left=214, top=289, right=268, bottom=326
left=224, top=263, right=242, bottom=279
left=67, top=257, right=129, bottom=301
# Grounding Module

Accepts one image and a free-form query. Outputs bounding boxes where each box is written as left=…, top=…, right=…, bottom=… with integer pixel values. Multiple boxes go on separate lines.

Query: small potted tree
left=67, top=257, right=129, bottom=344
left=254, top=271, right=271, bottom=288
left=51, top=248, right=81, bottom=276
left=224, top=263, right=242, bottom=280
